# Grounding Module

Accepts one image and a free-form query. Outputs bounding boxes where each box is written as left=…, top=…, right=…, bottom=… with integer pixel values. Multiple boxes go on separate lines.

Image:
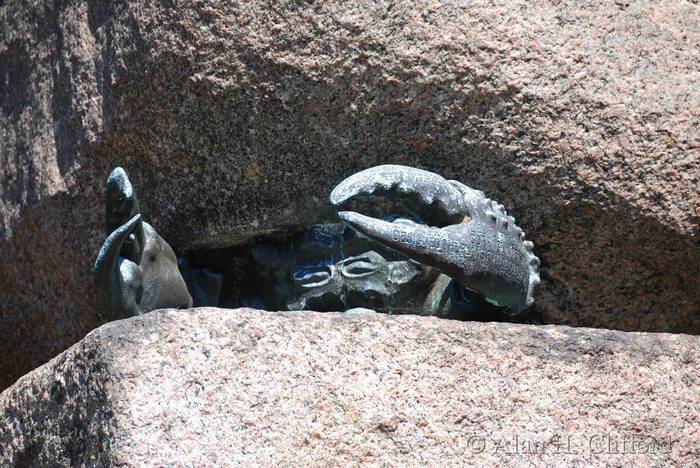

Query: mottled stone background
left=1, top=0, right=699, bottom=390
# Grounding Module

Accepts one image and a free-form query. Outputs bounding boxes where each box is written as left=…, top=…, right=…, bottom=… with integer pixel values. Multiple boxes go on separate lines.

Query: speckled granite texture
left=1, top=0, right=699, bottom=390
left=1, top=308, right=698, bottom=466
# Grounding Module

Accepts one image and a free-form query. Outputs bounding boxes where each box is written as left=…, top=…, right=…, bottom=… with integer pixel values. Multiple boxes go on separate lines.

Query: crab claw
left=105, top=167, right=140, bottom=235
left=95, top=167, right=192, bottom=319
left=94, top=213, right=145, bottom=318
left=330, top=164, right=470, bottom=226
left=332, top=165, right=540, bottom=314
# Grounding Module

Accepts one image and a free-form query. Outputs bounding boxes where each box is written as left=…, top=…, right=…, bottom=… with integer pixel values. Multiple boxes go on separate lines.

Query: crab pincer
left=330, top=165, right=540, bottom=314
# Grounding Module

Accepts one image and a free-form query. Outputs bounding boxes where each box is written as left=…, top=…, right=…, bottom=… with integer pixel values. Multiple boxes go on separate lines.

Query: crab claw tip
left=337, top=211, right=393, bottom=241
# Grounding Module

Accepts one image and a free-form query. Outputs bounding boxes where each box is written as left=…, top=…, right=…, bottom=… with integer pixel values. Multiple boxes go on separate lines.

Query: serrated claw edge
left=331, top=165, right=540, bottom=313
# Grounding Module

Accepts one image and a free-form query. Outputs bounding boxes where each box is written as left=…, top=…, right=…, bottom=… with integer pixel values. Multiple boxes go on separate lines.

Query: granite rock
left=1, top=308, right=698, bottom=466
left=1, top=0, right=699, bottom=389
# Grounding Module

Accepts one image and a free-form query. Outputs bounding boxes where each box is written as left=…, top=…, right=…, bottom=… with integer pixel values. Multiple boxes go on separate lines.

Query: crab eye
left=300, top=271, right=333, bottom=288
left=339, top=252, right=385, bottom=278
left=291, top=257, right=336, bottom=288
left=341, top=259, right=377, bottom=277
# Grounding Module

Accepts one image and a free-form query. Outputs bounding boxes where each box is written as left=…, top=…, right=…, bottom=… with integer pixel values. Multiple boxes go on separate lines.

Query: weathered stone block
left=1, top=308, right=698, bottom=465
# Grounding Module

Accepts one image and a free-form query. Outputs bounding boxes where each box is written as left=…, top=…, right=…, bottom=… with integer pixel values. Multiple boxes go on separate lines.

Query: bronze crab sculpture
left=94, top=165, right=539, bottom=319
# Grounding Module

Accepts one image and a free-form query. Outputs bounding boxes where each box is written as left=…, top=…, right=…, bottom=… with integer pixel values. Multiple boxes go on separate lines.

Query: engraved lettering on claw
left=330, top=165, right=540, bottom=314
left=94, top=167, right=192, bottom=319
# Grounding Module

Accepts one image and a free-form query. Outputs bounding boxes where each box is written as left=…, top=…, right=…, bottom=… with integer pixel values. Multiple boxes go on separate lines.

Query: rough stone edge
left=1, top=307, right=698, bottom=466
left=0, top=322, right=123, bottom=467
